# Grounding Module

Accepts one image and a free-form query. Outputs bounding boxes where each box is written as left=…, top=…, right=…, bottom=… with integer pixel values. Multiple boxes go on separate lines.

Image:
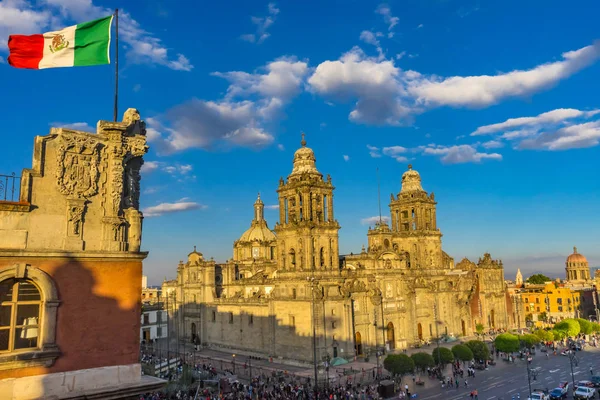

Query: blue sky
left=1, top=0, right=598, bottom=285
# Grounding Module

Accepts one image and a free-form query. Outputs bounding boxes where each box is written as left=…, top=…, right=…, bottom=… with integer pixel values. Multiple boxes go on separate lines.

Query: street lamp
left=525, top=355, right=540, bottom=399
left=307, top=276, right=319, bottom=392
left=568, top=350, right=578, bottom=396
left=433, top=301, right=442, bottom=374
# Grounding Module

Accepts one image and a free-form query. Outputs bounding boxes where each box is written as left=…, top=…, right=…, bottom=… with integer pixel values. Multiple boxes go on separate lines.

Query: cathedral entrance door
left=417, top=323, right=423, bottom=340
left=461, top=320, right=466, bottom=336
left=191, top=323, right=197, bottom=342
left=355, top=332, right=363, bottom=356
left=386, top=322, right=395, bottom=350
left=490, top=310, right=495, bottom=328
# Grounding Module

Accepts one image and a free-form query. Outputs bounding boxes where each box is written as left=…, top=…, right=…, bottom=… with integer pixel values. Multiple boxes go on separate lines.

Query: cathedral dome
left=239, top=224, right=276, bottom=243
left=291, top=133, right=319, bottom=175
left=400, top=164, right=424, bottom=192
left=567, top=246, right=587, bottom=263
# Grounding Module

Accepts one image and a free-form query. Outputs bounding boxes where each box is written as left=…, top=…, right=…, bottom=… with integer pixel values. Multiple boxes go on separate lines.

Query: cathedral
left=165, top=135, right=510, bottom=362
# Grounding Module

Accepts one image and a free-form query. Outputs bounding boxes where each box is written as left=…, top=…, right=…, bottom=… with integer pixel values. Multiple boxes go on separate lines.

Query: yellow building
left=517, top=282, right=582, bottom=326
left=165, top=135, right=510, bottom=362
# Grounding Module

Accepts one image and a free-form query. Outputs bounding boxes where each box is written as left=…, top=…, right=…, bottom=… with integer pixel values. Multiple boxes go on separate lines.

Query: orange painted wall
left=0, top=257, right=142, bottom=380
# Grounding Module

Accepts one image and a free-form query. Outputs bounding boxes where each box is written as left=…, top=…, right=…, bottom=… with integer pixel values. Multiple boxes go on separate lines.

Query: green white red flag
left=8, top=15, right=113, bottom=69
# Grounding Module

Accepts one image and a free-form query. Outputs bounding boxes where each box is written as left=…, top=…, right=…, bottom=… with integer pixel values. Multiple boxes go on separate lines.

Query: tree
left=494, top=333, right=520, bottom=353
left=432, top=347, right=454, bottom=366
left=526, top=274, right=551, bottom=284
left=452, top=344, right=474, bottom=364
left=538, top=312, right=548, bottom=323
left=591, top=322, right=600, bottom=333
left=465, top=340, right=490, bottom=361
left=410, top=352, right=434, bottom=374
left=383, top=354, right=414, bottom=378
left=551, top=329, right=567, bottom=340
left=475, top=323, right=485, bottom=337
left=533, top=329, right=554, bottom=342
left=576, top=318, right=593, bottom=334
left=554, top=319, right=581, bottom=337
left=519, top=334, right=540, bottom=349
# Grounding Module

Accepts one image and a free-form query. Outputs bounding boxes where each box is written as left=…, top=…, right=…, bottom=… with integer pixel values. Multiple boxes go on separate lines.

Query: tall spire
left=301, top=132, right=307, bottom=147
left=254, top=192, right=264, bottom=222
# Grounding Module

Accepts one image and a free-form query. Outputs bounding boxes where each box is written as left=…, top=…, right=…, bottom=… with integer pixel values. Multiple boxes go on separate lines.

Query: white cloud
left=395, top=52, right=406, bottom=60
left=265, top=204, right=279, bottom=210
left=143, top=200, right=206, bottom=217
left=417, top=24, right=424, bottom=29
left=421, top=144, right=502, bottom=164
left=52, top=121, right=94, bottom=132
left=375, top=4, right=398, bottom=32
left=240, top=2, right=279, bottom=44
left=308, top=47, right=414, bottom=125
left=470, top=107, right=600, bottom=151
left=407, top=42, right=600, bottom=108
left=482, top=140, right=504, bottom=149
left=367, top=145, right=382, bottom=158
left=148, top=58, right=307, bottom=153
left=382, top=146, right=408, bottom=162
left=361, top=216, right=390, bottom=225
left=471, top=108, right=600, bottom=136
left=359, top=30, right=381, bottom=47
left=343, top=155, right=350, bottom=161
left=133, top=83, right=141, bottom=92
left=309, top=42, right=600, bottom=125
left=277, top=144, right=285, bottom=151
left=141, top=161, right=194, bottom=176
left=0, top=0, right=192, bottom=70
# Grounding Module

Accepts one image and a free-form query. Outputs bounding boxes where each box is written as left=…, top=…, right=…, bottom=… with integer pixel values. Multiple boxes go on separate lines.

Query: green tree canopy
left=432, top=347, right=454, bottom=366
left=538, top=312, right=548, bottom=323
left=451, top=344, right=473, bottom=363
left=465, top=340, right=490, bottom=361
left=554, top=319, right=581, bottom=337
left=551, top=329, right=567, bottom=340
left=383, top=354, right=414, bottom=377
left=533, top=329, right=554, bottom=342
left=526, top=274, right=551, bottom=284
left=410, top=352, right=434, bottom=373
left=591, top=322, right=600, bottom=333
left=475, top=323, right=485, bottom=336
left=519, top=334, right=540, bottom=349
left=576, top=318, right=593, bottom=334
left=494, top=333, right=520, bottom=353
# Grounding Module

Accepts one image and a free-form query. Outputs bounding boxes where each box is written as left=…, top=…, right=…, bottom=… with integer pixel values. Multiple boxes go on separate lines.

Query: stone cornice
left=0, top=201, right=31, bottom=212
left=0, top=250, right=148, bottom=261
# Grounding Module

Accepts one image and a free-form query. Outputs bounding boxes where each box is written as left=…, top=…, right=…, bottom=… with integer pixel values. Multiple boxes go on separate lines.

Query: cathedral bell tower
left=389, top=165, right=442, bottom=268
left=274, top=134, right=340, bottom=271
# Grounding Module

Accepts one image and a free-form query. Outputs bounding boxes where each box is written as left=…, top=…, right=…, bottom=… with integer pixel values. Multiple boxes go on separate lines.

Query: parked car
left=577, top=381, right=594, bottom=388
left=549, top=384, right=568, bottom=399
left=590, top=375, right=600, bottom=387
left=574, top=386, right=596, bottom=399
left=528, top=389, right=549, bottom=400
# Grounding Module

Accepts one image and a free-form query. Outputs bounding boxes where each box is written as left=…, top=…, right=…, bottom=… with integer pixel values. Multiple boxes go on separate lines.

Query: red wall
left=0, top=257, right=142, bottom=380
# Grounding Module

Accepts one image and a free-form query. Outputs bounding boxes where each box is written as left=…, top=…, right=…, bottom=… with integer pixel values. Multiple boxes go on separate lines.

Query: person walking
left=473, top=388, right=479, bottom=399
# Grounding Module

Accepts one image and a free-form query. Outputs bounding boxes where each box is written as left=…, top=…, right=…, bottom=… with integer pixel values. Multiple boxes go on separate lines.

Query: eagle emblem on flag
left=49, top=34, right=69, bottom=53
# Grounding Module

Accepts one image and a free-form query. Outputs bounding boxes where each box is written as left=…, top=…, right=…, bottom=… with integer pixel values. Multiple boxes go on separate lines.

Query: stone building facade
left=0, top=110, right=163, bottom=399
left=168, top=136, right=510, bottom=363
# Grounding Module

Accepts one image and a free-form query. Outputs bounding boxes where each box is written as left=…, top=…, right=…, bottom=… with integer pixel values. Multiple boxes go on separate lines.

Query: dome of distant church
left=401, top=164, right=424, bottom=193
left=291, top=133, right=319, bottom=175
left=239, top=224, right=276, bottom=243
left=567, top=246, right=588, bottom=263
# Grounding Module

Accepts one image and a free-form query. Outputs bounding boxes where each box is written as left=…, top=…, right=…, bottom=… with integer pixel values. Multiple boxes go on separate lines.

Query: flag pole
left=113, top=9, right=119, bottom=122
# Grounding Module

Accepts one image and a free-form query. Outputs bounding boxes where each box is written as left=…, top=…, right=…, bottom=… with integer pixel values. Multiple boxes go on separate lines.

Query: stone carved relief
left=124, top=207, right=143, bottom=252
left=68, top=202, right=85, bottom=236
left=55, top=134, right=101, bottom=199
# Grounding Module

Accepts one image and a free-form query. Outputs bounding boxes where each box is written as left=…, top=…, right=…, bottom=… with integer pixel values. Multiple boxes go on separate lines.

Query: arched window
left=0, top=264, right=60, bottom=369
left=0, top=279, right=41, bottom=352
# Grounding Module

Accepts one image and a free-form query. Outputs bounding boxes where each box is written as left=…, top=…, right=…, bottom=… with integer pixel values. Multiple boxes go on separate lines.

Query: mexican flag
left=8, top=15, right=113, bottom=70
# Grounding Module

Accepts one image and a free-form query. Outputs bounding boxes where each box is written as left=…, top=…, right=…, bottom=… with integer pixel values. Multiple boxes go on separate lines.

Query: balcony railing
left=0, top=173, right=20, bottom=202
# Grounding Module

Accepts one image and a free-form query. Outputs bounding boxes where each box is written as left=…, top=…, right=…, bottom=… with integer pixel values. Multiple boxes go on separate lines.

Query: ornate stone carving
left=124, top=207, right=143, bottom=252
left=55, top=134, right=101, bottom=199
left=68, top=203, right=85, bottom=236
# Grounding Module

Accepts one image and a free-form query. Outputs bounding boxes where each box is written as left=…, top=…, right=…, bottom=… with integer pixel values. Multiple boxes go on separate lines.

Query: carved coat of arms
left=56, top=135, right=101, bottom=199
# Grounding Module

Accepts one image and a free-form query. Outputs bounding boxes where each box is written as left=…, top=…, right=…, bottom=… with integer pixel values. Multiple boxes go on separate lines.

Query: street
left=410, top=347, right=600, bottom=400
